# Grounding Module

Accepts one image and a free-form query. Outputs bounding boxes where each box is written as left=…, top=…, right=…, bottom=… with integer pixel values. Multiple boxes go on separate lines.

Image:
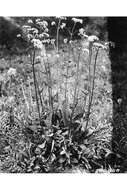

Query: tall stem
left=43, top=57, right=53, bottom=110
left=56, top=18, right=61, bottom=53
left=35, top=70, right=44, bottom=112
left=31, top=49, right=41, bottom=122
left=70, top=51, right=81, bottom=121
left=88, top=43, right=93, bottom=102
left=28, top=76, right=33, bottom=112
left=73, top=51, right=80, bottom=105
left=35, top=75, right=44, bottom=112
left=47, top=60, right=53, bottom=110
left=21, top=80, right=29, bottom=113
left=85, top=47, right=99, bottom=129
left=70, top=22, right=76, bottom=41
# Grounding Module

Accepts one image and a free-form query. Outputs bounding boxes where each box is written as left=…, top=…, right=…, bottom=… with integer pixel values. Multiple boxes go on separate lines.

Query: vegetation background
left=0, top=16, right=115, bottom=173
left=1, top=0, right=127, bottom=189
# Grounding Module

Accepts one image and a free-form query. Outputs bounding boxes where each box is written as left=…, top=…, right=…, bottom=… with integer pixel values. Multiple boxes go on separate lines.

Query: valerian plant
left=21, top=16, right=111, bottom=138
left=0, top=17, right=114, bottom=173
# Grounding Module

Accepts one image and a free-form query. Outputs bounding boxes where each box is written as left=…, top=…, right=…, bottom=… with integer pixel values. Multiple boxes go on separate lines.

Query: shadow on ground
left=108, top=18, right=127, bottom=165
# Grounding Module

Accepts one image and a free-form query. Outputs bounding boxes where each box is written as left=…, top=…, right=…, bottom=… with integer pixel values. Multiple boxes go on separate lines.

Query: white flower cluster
left=79, top=28, right=85, bottom=35
left=22, top=25, right=31, bottom=29
left=31, top=28, right=39, bottom=34
left=7, top=68, right=16, bottom=77
left=22, top=25, right=32, bottom=35
left=36, top=18, right=41, bottom=23
left=51, top=21, right=56, bottom=26
left=72, top=18, right=83, bottom=24
left=63, top=38, right=68, bottom=44
left=36, top=20, right=48, bottom=29
left=60, top=23, right=66, bottom=29
left=31, top=39, right=43, bottom=49
left=42, top=32, right=49, bottom=37
left=56, top=16, right=67, bottom=20
left=51, top=39, right=55, bottom=44
left=17, top=34, right=21, bottom=38
left=28, top=19, right=33, bottom=24
left=42, top=39, right=51, bottom=44
left=27, top=34, right=33, bottom=40
left=88, top=35, right=99, bottom=42
left=38, top=32, right=49, bottom=39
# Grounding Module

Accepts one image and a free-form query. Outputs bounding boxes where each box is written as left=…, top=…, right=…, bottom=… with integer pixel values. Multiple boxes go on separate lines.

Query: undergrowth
left=0, top=17, right=119, bottom=173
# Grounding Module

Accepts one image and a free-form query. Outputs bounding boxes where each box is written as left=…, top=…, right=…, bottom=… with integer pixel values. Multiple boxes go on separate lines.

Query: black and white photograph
left=0, top=3, right=127, bottom=187
left=0, top=15, right=125, bottom=174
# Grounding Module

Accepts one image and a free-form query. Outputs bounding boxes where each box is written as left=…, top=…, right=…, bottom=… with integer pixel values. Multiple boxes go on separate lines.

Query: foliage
left=0, top=17, right=116, bottom=173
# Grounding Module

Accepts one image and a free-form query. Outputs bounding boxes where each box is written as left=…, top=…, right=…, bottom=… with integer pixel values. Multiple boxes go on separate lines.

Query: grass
left=0, top=17, right=115, bottom=173
left=0, top=39, right=114, bottom=173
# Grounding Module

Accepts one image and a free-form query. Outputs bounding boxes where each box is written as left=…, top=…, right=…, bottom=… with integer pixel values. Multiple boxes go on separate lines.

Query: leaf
left=38, top=141, right=46, bottom=149
left=81, top=121, right=87, bottom=132
left=35, top=147, right=41, bottom=155
left=56, top=130, right=62, bottom=135
left=71, top=158, right=79, bottom=164
left=62, top=131, right=68, bottom=136
left=50, top=153, right=56, bottom=162
left=27, top=125, right=38, bottom=132
left=80, top=144, right=87, bottom=151
left=20, top=150, right=29, bottom=158
left=60, top=149, right=66, bottom=155
left=58, top=157, right=66, bottom=163
left=83, top=147, right=91, bottom=155
left=34, top=165, right=40, bottom=170
left=83, top=139, right=89, bottom=144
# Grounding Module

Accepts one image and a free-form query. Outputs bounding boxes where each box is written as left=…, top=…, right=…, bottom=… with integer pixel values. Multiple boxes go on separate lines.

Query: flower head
left=32, top=28, right=39, bottom=34
left=63, top=38, right=68, bottom=44
left=83, top=48, right=89, bottom=54
left=22, top=25, right=31, bottom=29
left=43, top=32, right=49, bottom=37
left=88, top=35, right=99, bottom=42
left=36, top=18, right=41, bottom=23
left=28, top=19, right=33, bottom=24
left=31, top=39, right=43, bottom=49
left=51, top=21, right=56, bottom=26
left=56, top=16, right=66, bottom=20
left=37, top=20, right=48, bottom=28
left=44, top=28, right=49, bottom=33
left=60, top=23, right=66, bottom=29
left=17, top=34, right=21, bottom=38
left=39, top=34, right=44, bottom=38
left=42, top=39, right=50, bottom=44
left=72, top=18, right=83, bottom=24
left=27, top=34, right=33, bottom=40
left=79, top=28, right=85, bottom=35
left=51, top=39, right=55, bottom=44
